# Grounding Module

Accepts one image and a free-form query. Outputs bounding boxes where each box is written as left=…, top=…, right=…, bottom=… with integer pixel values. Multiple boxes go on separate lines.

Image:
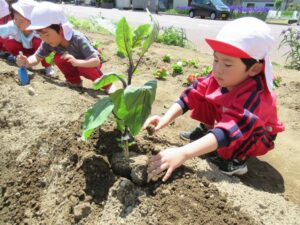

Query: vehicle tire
left=189, top=10, right=195, bottom=18
left=210, top=12, right=216, bottom=20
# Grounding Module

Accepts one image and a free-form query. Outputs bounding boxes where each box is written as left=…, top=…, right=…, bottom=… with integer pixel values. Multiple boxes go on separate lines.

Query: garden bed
left=0, top=32, right=299, bottom=224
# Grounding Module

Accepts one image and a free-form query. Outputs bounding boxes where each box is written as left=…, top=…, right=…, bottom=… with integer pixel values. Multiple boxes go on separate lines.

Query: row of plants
left=156, top=26, right=188, bottom=47
left=164, top=6, right=192, bottom=15
left=153, top=54, right=212, bottom=85
left=229, top=6, right=270, bottom=20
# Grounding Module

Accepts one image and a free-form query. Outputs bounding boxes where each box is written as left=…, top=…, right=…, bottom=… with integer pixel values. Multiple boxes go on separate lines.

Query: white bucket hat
left=26, top=2, right=73, bottom=41
left=205, top=17, right=274, bottom=92
left=0, top=0, right=10, bottom=18
left=12, top=0, right=38, bottom=20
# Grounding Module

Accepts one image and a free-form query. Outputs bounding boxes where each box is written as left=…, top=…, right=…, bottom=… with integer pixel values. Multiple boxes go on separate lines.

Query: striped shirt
left=177, top=72, right=285, bottom=159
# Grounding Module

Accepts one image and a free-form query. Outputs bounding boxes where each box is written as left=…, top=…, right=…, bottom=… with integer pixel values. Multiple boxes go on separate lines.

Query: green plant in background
left=273, top=76, right=282, bottom=88
left=188, top=59, right=199, bottom=68
left=92, top=41, right=106, bottom=62
left=153, top=67, right=169, bottom=79
left=279, top=27, right=300, bottom=70
left=162, top=54, right=171, bottom=63
left=200, top=65, right=212, bottom=76
left=82, top=12, right=159, bottom=159
left=181, top=59, right=188, bottom=67
left=67, top=16, right=110, bottom=34
left=172, top=61, right=183, bottom=74
left=275, top=0, right=282, bottom=10
left=157, top=26, right=187, bottom=47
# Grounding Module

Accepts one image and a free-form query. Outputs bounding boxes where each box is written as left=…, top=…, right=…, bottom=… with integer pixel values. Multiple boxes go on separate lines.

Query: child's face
left=213, top=52, right=254, bottom=90
left=37, top=27, right=63, bottom=47
left=13, top=11, right=30, bottom=32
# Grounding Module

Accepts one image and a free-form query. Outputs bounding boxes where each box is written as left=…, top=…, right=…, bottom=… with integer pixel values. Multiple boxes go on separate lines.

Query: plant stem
left=128, top=60, right=134, bottom=85
left=124, top=140, right=129, bottom=160
left=122, top=126, right=130, bottom=160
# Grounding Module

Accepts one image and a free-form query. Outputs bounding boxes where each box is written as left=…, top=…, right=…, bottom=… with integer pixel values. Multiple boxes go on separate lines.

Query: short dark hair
left=241, top=58, right=263, bottom=71
left=48, top=24, right=61, bottom=33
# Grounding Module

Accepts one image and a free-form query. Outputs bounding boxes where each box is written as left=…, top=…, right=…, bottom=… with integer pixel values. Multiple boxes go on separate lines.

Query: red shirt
left=178, top=72, right=285, bottom=159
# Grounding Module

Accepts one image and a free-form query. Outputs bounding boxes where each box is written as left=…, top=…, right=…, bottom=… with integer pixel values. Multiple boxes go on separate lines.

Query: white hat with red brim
left=205, top=17, right=275, bottom=92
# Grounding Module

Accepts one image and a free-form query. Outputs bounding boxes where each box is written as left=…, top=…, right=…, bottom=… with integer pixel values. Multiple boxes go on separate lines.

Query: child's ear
left=248, top=63, right=263, bottom=77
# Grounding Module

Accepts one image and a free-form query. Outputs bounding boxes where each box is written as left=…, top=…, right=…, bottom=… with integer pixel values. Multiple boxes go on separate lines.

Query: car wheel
left=210, top=12, right=216, bottom=20
left=189, top=10, right=195, bottom=18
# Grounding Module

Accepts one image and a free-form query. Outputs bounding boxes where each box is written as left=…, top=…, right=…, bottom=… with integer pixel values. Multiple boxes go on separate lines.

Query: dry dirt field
left=0, top=32, right=299, bottom=225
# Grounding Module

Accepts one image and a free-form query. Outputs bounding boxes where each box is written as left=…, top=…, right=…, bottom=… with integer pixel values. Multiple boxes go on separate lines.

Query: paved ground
left=62, top=4, right=299, bottom=65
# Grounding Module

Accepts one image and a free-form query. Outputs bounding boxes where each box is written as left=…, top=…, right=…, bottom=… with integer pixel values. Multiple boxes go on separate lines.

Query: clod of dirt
left=110, top=152, right=149, bottom=185
left=146, top=124, right=156, bottom=136
left=27, top=86, right=35, bottom=96
left=130, top=154, right=148, bottom=185
left=73, top=202, right=92, bottom=222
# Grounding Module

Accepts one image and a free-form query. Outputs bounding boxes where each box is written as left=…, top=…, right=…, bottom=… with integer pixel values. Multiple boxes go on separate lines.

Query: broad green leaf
left=116, top=17, right=132, bottom=59
left=93, top=73, right=126, bottom=90
left=132, top=24, right=151, bottom=48
left=109, top=89, right=127, bottom=120
left=82, top=97, right=114, bottom=140
left=123, top=81, right=157, bottom=136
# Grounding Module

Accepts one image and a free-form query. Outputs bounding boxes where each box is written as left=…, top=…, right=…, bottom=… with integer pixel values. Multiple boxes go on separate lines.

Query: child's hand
left=147, top=147, right=187, bottom=182
left=61, top=53, right=79, bottom=67
left=143, top=115, right=167, bottom=132
left=16, top=52, right=28, bottom=67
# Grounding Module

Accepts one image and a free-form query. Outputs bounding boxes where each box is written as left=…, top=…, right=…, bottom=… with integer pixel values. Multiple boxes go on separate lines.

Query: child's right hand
left=16, top=52, right=29, bottom=67
left=143, top=115, right=167, bottom=132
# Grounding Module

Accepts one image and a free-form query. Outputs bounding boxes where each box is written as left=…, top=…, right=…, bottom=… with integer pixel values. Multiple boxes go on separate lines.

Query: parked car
left=189, top=0, right=230, bottom=20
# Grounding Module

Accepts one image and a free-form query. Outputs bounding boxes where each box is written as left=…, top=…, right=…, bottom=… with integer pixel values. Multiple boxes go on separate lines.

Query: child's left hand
left=61, top=53, right=79, bottom=67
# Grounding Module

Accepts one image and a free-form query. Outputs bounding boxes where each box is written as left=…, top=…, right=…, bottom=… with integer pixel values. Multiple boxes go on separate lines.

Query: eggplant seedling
left=82, top=11, right=159, bottom=160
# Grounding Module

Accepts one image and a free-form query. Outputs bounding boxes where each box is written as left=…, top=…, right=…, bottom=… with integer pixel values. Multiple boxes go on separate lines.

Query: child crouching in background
left=0, top=0, right=12, bottom=57
left=0, top=0, right=54, bottom=76
left=17, top=2, right=115, bottom=93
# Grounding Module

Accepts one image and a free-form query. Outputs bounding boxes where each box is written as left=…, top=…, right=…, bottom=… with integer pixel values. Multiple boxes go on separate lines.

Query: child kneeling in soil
left=144, top=17, right=285, bottom=182
left=0, top=0, right=54, bottom=76
left=16, top=2, right=114, bottom=93
left=0, top=0, right=12, bottom=56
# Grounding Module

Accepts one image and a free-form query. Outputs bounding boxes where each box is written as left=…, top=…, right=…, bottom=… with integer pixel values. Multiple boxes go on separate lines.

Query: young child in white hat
left=16, top=2, right=114, bottom=92
left=0, top=0, right=54, bottom=76
left=0, top=0, right=12, bottom=56
left=144, top=17, right=285, bottom=182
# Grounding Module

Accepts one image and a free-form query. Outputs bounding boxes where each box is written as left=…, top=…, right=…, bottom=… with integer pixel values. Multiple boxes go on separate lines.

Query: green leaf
left=132, top=24, right=151, bottom=48
left=82, top=97, right=114, bottom=140
left=109, top=89, right=127, bottom=120
left=116, top=17, right=133, bottom=59
left=123, top=80, right=157, bottom=136
left=93, top=73, right=126, bottom=90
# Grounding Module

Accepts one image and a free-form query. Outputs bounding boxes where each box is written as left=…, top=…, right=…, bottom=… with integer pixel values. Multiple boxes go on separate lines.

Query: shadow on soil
left=239, top=157, right=285, bottom=194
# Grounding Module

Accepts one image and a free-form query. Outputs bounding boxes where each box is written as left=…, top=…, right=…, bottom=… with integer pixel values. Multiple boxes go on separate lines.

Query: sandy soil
left=0, top=32, right=299, bottom=225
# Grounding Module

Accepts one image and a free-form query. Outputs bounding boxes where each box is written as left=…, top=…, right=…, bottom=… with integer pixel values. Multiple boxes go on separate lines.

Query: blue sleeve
left=210, top=128, right=230, bottom=148
left=176, top=99, right=189, bottom=114
left=0, top=21, right=17, bottom=38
